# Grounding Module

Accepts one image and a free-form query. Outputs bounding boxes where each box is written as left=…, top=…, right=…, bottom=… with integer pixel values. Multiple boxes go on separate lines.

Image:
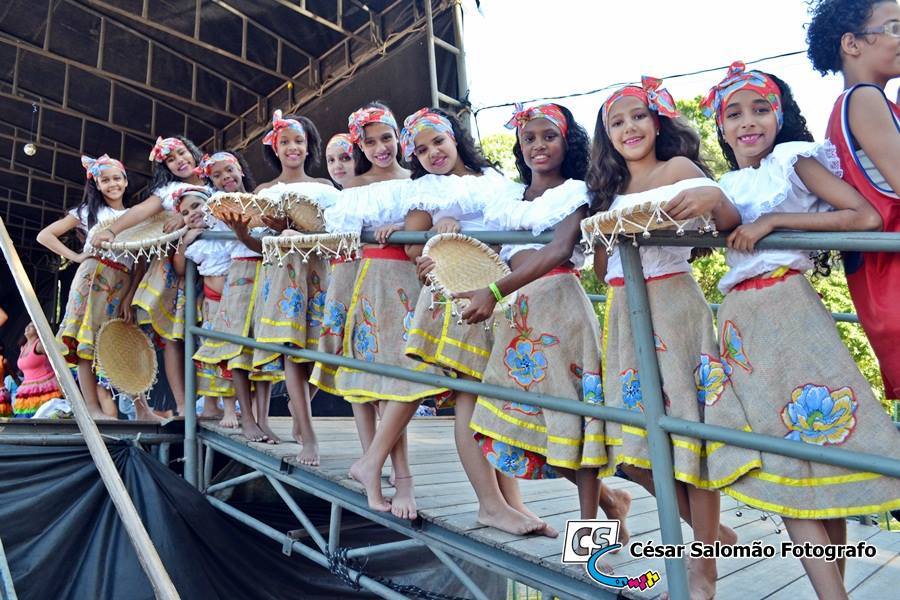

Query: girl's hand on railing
left=164, top=214, right=186, bottom=233
left=727, top=216, right=774, bottom=252
left=433, top=218, right=461, bottom=234
left=181, top=228, right=204, bottom=247
left=374, top=224, right=402, bottom=246
left=415, top=255, right=435, bottom=283
left=455, top=288, right=496, bottom=324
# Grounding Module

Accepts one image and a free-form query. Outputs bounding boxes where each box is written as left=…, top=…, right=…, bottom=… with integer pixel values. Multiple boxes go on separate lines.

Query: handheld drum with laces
left=93, top=212, right=187, bottom=261
left=208, top=191, right=281, bottom=228
left=581, top=183, right=718, bottom=255
left=422, top=233, right=514, bottom=325
left=262, top=183, right=358, bottom=266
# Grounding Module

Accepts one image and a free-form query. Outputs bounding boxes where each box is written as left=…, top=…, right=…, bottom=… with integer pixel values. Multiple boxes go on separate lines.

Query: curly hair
left=408, top=107, right=497, bottom=179
left=586, top=110, right=712, bottom=214
left=806, top=0, right=886, bottom=75
left=512, top=104, right=590, bottom=185
left=262, top=114, right=322, bottom=173
left=716, top=73, right=815, bottom=171
left=147, top=135, right=203, bottom=197
left=351, top=101, right=405, bottom=175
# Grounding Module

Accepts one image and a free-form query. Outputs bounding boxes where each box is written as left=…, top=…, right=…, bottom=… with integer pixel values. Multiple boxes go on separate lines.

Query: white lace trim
left=482, top=179, right=588, bottom=234
left=257, top=181, right=340, bottom=209
left=324, top=178, right=412, bottom=234
left=719, top=141, right=842, bottom=225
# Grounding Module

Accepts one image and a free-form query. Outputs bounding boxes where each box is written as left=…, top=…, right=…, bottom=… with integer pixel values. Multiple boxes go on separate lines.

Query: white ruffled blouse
left=257, top=180, right=340, bottom=209
left=717, top=141, right=839, bottom=294
left=184, top=219, right=233, bottom=276
left=604, top=177, right=722, bottom=283
left=495, top=179, right=591, bottom=269
left=70, top=205, right=128, bottom=252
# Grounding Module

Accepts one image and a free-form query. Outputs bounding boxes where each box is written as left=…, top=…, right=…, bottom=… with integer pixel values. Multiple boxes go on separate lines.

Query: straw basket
left=580, top=197, right=717, bottom=255
left=282, top=193, right=326, bottom=232
left=422, top=233, right=513, bottom=319
left=95, top=318, right=158, bottom=396
left=262, top=232, right=360, bottom=266
left=97, top=212, right=186, bottom=261
left=209, top=192, right=280, bottom=228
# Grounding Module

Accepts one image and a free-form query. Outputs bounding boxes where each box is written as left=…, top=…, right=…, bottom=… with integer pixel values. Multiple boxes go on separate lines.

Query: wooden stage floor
left=200, top=416, right=899, bottom=599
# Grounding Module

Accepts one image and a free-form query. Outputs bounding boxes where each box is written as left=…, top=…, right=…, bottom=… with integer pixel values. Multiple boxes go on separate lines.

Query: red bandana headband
left=504, top=103, right=568, bottom=138
left=81, top=154, right=126, bottom=180
left=601, top=76, right=679, bottom=127
left=172, top=185, right=211, bottom=210
left=399, top=108, right=456, bottom=160
left=701, top=61, right=783, bottom=130
left=194, top=152, right=242, bottom=178
left=262, top=109, right=305, bottom=146
left=326, top=133, right=353, bottom=156
left=148, top=137, right=187, bottom=162
left=347, top=106, right=399, bottom=145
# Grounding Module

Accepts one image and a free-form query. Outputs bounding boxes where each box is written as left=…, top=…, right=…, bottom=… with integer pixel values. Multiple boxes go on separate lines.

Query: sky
left=460, top=0, right=899, bottom=141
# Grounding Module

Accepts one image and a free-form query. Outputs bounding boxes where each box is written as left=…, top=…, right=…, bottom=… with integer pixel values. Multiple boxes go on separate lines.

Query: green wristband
left=488, top=282, right=504, bottom=303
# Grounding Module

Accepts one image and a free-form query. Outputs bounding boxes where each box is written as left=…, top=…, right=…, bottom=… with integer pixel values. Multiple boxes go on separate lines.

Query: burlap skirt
left=604, top=273, right=761, bottom=489
left=405, top=286, right=494, bottom=380
left=468, top=271, right=608, bottom=477
left=333, top=251, right=448, bottom=403
left=57, top=257, right=130, bottom=364
left=310, top=259, right=359, bottom=395
left=197, top=294, right=235, bottom=397
left=132, top=256, right=185, bottom=342
left=718, top=271, right=900, bottom=518
left=252, top=254, right=327, bottom=368
left=193, top=259, right=283, bottom=382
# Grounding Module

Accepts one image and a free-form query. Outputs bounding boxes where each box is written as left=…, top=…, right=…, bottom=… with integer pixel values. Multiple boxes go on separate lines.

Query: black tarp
left=0, top=443, right=340, bottom=599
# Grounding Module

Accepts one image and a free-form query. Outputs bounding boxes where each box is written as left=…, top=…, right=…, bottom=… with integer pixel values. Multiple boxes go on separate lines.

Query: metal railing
left=184, top=228, right=900, bottom=600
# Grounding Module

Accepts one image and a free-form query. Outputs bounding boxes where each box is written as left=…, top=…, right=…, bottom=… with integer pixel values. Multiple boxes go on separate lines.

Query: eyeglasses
left=855, top=20, right=900, bottom=38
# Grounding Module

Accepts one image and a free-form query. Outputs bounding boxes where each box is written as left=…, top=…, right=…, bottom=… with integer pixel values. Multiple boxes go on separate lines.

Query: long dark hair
left=262, top=114, right=322, bottom=173
left=352, top=101, right=404, bottom=175
left=586, top=110, right=711, bottom=213
left=407, top=108, right=496, bottom=179
left=77, top=175, right=127, bottom=230
left=147, top=135, right=203, bottom=197
left=512, top=104, right=590, bottom=185
left=716, top=73, right=814, bottom=171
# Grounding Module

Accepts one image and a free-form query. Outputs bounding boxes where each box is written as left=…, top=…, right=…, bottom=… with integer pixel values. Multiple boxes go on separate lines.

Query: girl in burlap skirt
left=309, top=257, right=359, bottom=394
left=92, top=136, right=210, bottom=416
left=706, top=64, right=900, bottom=596
left=587, top=78, right=749, bottom=598
left=37, top=154, right=132, bottom=419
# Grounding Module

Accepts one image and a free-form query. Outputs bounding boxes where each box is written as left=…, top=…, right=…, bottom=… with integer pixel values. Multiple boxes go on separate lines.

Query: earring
left=656, top=130, right=660, bottom=136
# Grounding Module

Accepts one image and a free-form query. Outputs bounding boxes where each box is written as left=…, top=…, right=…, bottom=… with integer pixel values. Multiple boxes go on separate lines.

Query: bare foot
left=218, top=412, right=239, bottom=429
left=297, top=442, right=320, bottom=466
left=240, top=418, right=269, bottom=443
left=603, top=488, right=632, bottom=550
left=89, top=408, right=118, bottom=421
left=349, top=457, right=392, bottom=512
left=258, top=422, right=281, bottom=445
left=199, top=408, right=224, bottom=419
left=719, top=524, right=737, bottom=545
left=661, top=559, right=717, bottom=600
left=390, top=475, right=418, bottom=520
left=478, top=505, right=547, bottom=536
left=505, top=501, right=559, bottom=538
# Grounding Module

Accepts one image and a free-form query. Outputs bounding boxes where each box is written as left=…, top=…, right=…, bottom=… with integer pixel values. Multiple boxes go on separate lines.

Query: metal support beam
left=265, top=475, right=328, bottom=552
left=205, top=470, right=265, bottom=494
left=270, top=0, right=373, bottom=45
left=344, top=539, right=425, bottom=559
left=424, top=0, right=440, bottom=107
left=183, top=260, right=198, bottom=487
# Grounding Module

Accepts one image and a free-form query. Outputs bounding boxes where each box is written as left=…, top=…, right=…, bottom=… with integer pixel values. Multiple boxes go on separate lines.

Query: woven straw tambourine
left=95, top=319, right=157, bottom=396
left=281, top=193, right=326, bottom=232
left=96, top=212, right=187, bottom=261
left=262, top=232, right=360, bottom=265
left=209, top=192, right=281, bottom=228
left=581, top=197, right=717, bottom=255
left=422, top=233, right=514, bottom=322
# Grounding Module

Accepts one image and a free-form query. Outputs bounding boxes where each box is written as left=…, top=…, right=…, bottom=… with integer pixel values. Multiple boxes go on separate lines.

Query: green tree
left=479, top=132, right=519, bottom=180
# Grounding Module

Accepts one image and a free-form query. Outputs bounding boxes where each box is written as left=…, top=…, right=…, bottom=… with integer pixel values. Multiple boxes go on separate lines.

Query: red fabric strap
left=362, top=245, right=409, bottom=261
left=732, top=269, right=800, bottom=292
left=608, top=271, right=682, bottom=288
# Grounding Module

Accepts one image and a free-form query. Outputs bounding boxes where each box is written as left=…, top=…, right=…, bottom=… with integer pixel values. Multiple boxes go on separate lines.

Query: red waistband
left=203, top=284, right=222, bottom=302
left=234, top=256, right=261, bottom=262
left=732, top=269, right=801, bottom=292
left=608, top=271, right=682, bottom=288
left=542, top=266, right=579, bottom=279
left=99, top=257, right=128, bottom=272
left=362, top=246, right=409, bottom=261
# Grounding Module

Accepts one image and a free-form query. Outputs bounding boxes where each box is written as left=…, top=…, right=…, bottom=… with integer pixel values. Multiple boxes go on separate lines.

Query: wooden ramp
left=200, top=416, right=900, bottom=599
